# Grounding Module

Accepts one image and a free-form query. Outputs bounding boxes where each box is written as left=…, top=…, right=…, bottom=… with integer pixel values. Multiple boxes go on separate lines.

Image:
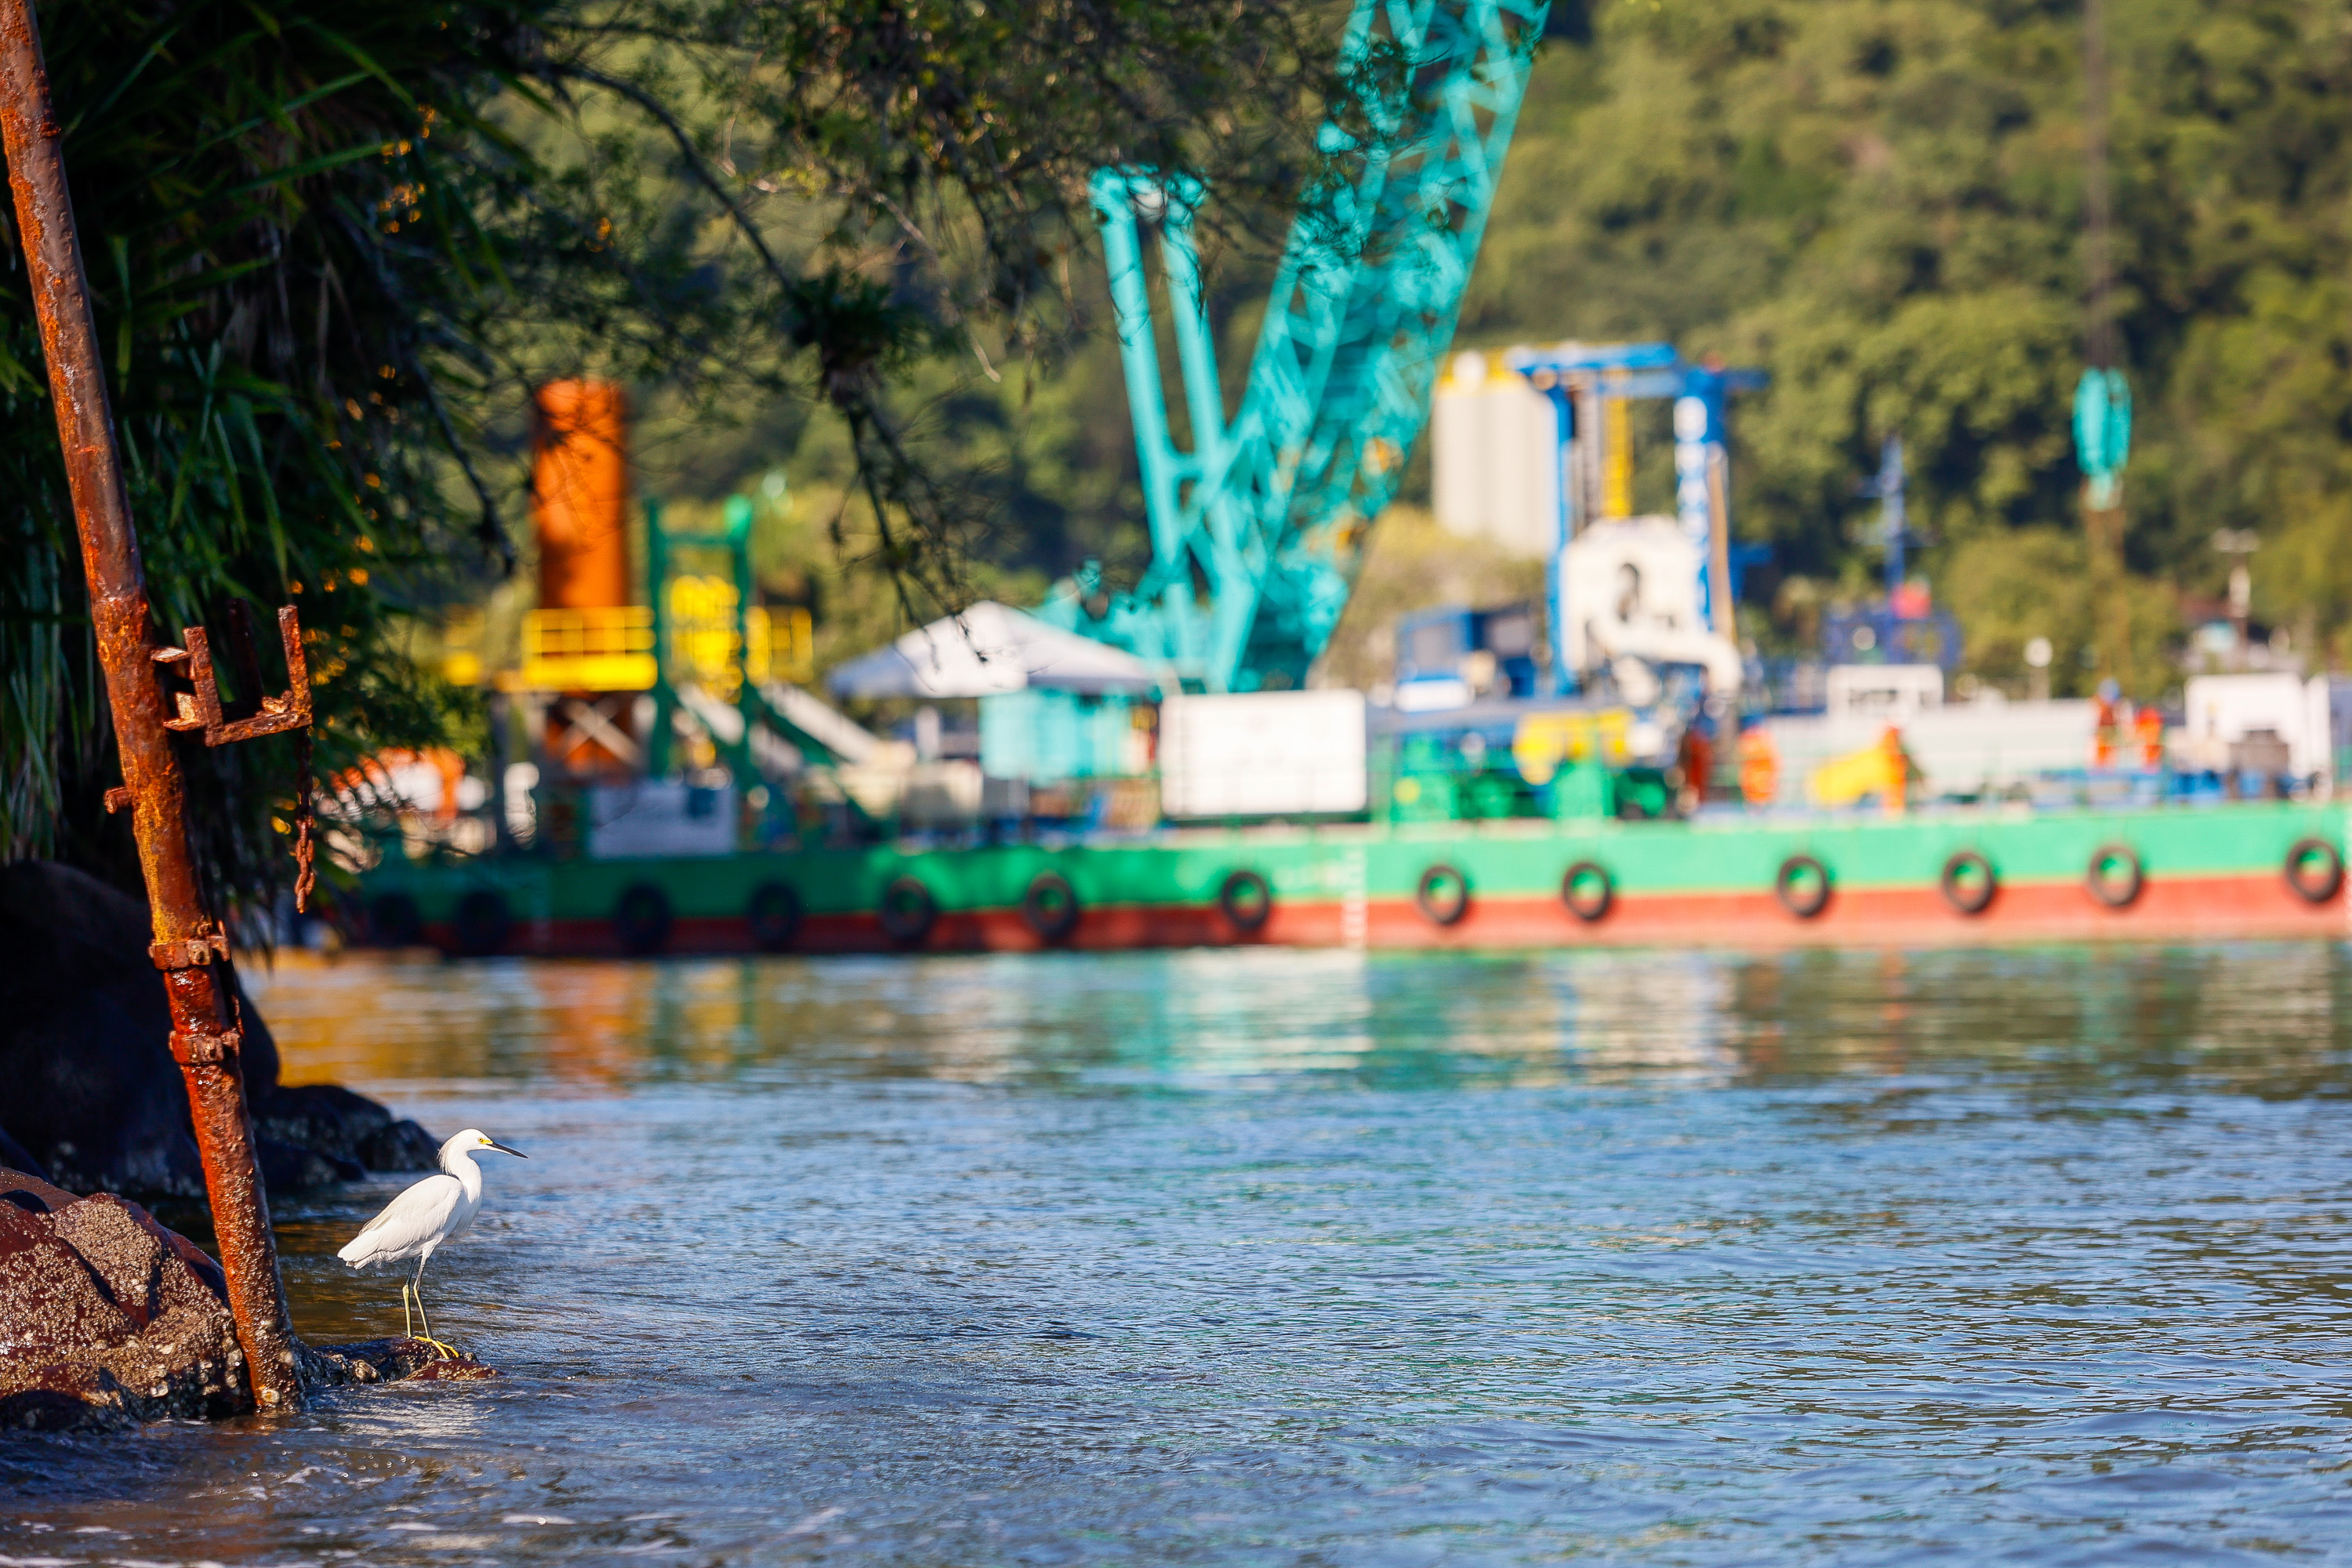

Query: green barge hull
left=356, top=800, right=2349, bottom=956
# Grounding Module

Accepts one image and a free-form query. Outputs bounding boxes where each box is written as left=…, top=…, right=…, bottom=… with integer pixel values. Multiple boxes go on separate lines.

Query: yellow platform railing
left=514, top=605, right=658, bottom=691
left=502, top=600, right=812, bottom=695
left=667, top=575, right=815, bottom=695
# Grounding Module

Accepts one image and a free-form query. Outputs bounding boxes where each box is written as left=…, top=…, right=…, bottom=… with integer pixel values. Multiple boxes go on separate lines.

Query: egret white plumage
left=338, top=1128, right=525, bottom=1356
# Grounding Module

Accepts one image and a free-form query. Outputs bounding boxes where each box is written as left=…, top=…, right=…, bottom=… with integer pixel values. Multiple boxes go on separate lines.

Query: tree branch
left=555, top=61, right=801, bottom=299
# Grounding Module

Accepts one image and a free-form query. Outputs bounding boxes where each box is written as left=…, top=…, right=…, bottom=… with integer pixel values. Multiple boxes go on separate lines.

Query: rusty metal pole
left=0, top=0, right=306, bottom=1412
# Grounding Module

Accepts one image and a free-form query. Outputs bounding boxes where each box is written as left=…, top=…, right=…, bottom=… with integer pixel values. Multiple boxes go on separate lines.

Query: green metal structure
left=644, top=493, right=853, bottom=788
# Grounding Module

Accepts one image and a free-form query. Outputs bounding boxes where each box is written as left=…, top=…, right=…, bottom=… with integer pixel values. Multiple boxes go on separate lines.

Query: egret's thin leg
left=411, top=1257, right=458, bottom=1359
left=399, top=1279, right=415, bottom=1341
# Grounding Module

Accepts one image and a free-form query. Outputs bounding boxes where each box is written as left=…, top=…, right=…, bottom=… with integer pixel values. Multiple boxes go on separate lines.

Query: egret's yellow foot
left=411, top=1290, right=463, bottom=1359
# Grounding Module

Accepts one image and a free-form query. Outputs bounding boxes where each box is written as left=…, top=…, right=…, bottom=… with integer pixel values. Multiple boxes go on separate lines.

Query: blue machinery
left=1053, top=0, right=1551, bottom=692
left=1501, top=344, right=1765, bottom=688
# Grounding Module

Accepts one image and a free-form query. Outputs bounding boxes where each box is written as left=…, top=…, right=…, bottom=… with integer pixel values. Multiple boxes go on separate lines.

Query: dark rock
left=405, top=1352, right=500, bottom=1381
left=0, top=860, right=435, bottom=1199
left=360, top=1117, right=443, bottom=1171
left=256, top=1083, right=434, bottom=1174
left=309, top=1336, right=497, bottom=1384
left=47, top=1191, right=232, bottom=1323
left=0, top=1167, right=82, bottom=1214
left=0, top=1127, right=46, bottom=1184
left=255, top=1081, right=387, bottom=1160
left=257, top=1137, right=365, bottom=1192
left=0, top=1185, right=248, bottom=1432
left=0, top=1202, right=137, bottom=1356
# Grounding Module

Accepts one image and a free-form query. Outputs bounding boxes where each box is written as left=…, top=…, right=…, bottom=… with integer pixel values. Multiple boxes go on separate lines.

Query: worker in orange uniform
left=1676, top=723, right=1714, bottom=815
left=1739, top=723, right=1779, bottom=808
left=2092, top=679, right=2122, bottom=768
left=2133, top=702, right=2165, bottom=771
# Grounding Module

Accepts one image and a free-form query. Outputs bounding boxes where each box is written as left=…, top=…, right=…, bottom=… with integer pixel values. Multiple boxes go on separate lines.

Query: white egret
left=338, top=1128, right=526, bottom=1357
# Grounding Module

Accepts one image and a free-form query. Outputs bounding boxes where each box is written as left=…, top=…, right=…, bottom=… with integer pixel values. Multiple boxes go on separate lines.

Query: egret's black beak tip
left=485, top=1141, right=528, bottom=1158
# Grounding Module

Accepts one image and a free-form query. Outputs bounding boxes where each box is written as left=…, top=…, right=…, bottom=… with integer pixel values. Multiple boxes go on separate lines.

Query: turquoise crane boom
left=1058, top=0, right=1550, bottom=693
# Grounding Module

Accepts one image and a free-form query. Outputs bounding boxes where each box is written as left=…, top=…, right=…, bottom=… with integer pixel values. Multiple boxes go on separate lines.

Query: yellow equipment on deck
left=1809, top=725, right=1923, bottom=812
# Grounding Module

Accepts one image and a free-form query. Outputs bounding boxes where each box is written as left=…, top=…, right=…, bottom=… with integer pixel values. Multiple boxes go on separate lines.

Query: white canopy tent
left=826, top=601, right=1157, bottom=699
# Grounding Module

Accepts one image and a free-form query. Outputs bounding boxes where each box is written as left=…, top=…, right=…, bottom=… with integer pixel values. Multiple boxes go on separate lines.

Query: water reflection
left=249, top=942, right=2352, bottom=1099
left=5, top=941, right=2350, bottom=1565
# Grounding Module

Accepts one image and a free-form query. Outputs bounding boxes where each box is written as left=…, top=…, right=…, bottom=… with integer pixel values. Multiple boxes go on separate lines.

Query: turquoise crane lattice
left=1069, top=0, right=1550, bottom=692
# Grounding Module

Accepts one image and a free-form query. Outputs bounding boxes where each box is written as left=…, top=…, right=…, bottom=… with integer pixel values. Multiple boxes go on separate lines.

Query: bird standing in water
left=338, top=1128, right=525, bottom=1357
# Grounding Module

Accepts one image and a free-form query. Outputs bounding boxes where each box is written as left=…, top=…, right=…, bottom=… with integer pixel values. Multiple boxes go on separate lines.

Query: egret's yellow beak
left=481, top=1138, right=528, bottom=1158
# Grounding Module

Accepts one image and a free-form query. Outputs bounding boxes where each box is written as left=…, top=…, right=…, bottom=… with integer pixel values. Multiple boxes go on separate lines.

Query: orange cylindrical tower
left=532, top=380, right=636, bottom=781
left=532, top=379, right=631, bottom=610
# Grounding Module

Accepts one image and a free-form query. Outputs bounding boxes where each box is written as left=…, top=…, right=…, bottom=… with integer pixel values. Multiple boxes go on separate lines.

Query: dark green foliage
left=2, top=1, right=525, bottom=894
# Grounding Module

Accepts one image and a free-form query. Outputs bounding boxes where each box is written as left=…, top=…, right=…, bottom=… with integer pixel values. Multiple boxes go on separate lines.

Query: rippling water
left=9, top=943, right=2352, bottom=1564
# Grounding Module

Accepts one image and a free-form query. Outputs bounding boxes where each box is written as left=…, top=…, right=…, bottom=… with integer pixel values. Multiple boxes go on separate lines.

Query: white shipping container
left=1160, top=691, right=1368, bottom=818
left=2181, top=673, right=2332, bottom=780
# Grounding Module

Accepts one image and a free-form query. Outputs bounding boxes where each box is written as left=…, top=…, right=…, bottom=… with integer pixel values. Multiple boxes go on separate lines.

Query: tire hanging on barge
left=368, top=891, right=423, bottom=949
left=1940, top=851, right=1998, bottom=916
left=614, top=882, right=673, bottom=956
left=1775, top=855, right=1831, bottom=920
left=1415, top=865, right=1470, bottom=927
left=2085, top=844, right=2143, bottom=909
left=2284, top=838, right=2343, bottom=905
left=748, top=881, right=803, bottom=953
left=452, top=889, right=512, bottom=956
left=878, top=876, right=938, bottom=946
left=1560, top=862, right=1613, bottom=923
left=1218, top=870, right=1272, bottom=935
left=1022, top=871, right=1082, bottom=944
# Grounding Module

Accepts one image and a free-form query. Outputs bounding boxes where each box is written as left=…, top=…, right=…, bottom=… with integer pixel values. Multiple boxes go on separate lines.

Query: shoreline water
left=9, top=942, right=2351, bottom=1563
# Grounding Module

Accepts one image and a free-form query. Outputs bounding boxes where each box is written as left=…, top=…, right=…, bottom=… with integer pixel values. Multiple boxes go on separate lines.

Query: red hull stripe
left=424, top=871, right=2344, bottom=956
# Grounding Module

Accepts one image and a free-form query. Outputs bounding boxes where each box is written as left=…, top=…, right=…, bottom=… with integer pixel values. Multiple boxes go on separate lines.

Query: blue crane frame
left=1063, top=0, right=1551, bottom=693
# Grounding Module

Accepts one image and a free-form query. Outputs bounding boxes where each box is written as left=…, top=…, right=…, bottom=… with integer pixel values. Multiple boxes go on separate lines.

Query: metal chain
left=293, top=726, right=318, bottom=914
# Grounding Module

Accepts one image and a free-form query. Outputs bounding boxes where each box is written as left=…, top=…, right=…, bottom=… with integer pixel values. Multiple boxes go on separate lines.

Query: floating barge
left=355, top=799, right=2347, bottom=958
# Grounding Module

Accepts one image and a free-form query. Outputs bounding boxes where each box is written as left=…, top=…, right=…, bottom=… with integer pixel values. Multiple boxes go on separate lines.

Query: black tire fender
left=1940, top=850, right=1998, bottom=916
left=2285, top=838, right=2343, bottom=905
left=878, top=875, right=938, bottom=946
left=1022, top=870, right=1082, bottom=943
left=747, top=881, right=803, bottom=952
left=2086, top=844, right=2144, bottom=909
left=1560, top=861, right=1613, bottom=923
left=1415, top=864, right=1470, bottom=927
left=451, top=889, right=512, bottom=957
left=1217, top=869, right=1273, bottom=935
left=614, top=882, right=673, bottom=956
left=368, top=891, right=423, bottom=949
left=1775, top=855, right=1831, bottom=920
